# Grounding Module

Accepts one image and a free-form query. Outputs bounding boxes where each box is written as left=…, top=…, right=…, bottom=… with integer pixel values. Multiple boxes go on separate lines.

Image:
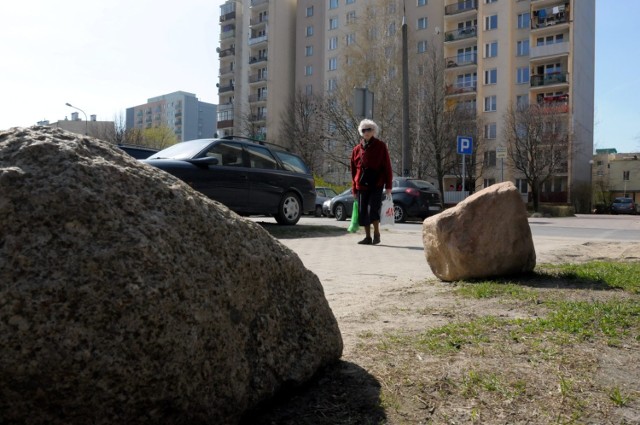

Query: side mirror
left=189, top=157, right=219, bottom=166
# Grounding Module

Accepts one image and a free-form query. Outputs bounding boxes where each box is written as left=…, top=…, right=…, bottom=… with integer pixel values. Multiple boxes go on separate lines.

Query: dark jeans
left=358, top=188, right=383, bottom=226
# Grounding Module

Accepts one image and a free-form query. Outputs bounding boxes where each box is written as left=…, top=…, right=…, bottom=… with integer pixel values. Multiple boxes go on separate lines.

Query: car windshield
left=147, top=139, right=213, bottom=160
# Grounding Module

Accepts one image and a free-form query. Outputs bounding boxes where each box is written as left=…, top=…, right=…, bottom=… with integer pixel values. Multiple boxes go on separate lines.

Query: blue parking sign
left=457, top=136, right=473, bottom=155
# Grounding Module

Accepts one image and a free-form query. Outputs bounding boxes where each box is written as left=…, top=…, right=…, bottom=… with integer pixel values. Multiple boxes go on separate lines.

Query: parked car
left=117, top=144, right=159, bottom=159
left=610, top=197, right=637, bottom=215
left=313, top=186, right=339, bottom=217
left=326, top=178, right=442, bottom=223
left=142, top=137, right=316, bottom=225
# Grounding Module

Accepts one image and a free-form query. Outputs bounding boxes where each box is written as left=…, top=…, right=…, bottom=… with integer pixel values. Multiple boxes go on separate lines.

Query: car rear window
left=615, top=198, right=632, bottom=204
left=273, top=151, right=311, bottom=174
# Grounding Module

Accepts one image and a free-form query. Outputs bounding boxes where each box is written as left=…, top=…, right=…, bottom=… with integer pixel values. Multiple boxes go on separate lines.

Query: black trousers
left=358, top=188, right=383, bottom=226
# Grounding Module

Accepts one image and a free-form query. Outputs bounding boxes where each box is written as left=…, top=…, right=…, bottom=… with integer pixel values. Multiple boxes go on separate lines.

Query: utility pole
left=401, top=2, right=411, bottom=177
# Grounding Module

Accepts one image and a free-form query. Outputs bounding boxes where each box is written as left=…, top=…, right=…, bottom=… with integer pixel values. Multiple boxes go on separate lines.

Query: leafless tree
left=503, top=103, right=570, bottom=212
left=280, top=88, right=326, bottom=174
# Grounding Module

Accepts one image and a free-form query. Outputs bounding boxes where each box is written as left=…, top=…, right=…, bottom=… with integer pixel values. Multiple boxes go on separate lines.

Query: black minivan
left=142, top=137, right=316, bottom=225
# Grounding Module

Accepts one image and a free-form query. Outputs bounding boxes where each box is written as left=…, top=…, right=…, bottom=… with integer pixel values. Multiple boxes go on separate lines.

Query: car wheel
left=314, top=205, right=323, bottom=217
left=334, top=203, right=347, bottom=221
left=275, top=192, right=301, bottom=225
left=393, top=203, right=407, bottom=223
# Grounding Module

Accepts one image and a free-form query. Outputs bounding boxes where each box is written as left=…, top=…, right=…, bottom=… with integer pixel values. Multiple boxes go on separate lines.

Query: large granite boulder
left=422, top=182, right=536, bottom=281
left=0, top=127, right=343, bottom=424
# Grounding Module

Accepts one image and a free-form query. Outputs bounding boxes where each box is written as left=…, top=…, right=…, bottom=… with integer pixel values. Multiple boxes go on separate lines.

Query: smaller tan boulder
left=422, top=182, right=536, bottom=281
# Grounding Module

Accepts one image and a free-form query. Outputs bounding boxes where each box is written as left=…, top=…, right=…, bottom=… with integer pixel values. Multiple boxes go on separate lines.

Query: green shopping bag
left=347, top=200, right=359, bottom=233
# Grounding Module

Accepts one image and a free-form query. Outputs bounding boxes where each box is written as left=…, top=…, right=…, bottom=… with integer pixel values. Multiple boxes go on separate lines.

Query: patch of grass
left=609, top=386, right=632, bottom=407
left=538, top=261, right=640, bottom=293
left=453, top=280, right=537, bottom=300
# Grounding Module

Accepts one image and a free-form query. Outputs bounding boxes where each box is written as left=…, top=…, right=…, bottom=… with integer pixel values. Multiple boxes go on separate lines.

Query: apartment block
left=126, top=91, right=216, bottom=142
left=219, top=0, right=595, bottom=208
left=217, top=0, right=297, bottom=141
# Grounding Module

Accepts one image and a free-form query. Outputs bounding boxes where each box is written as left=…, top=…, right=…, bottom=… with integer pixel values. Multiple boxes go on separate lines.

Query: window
left=484, top=68, right=497, bottom=85
left=537, top=34, right=564, bottom=46
left=346, top=0, right=354, bottom=4
left=417, top=0, right=427, bottom=5
left=456, top=72, right=477, bottom=88
left=329, top=0, right=338, bottom=9
left=417, top=17, right=428, bottom=30
left=305, top=85, right=313, bottom=95
left=484, top=95, right=497, bottom=112
left=346, top=33, right=355, bottom=45
left=305, top=65, right=313, bottom=76
left=485, top=15, right=498, bottom=30
left=484, top=151, right=497, bottom=167
left=306, top=25, right=313, bottom=36
left=516, top=95, right=529, bottom=108
left=327, top=79, right=337, bottom=92
left=485, top=0, right=497, bottom=3
left=328, top=36, right=338, bottom=50
left=515, top=179, right=528, bottom=194
left=485, top=41, right=498, bottom=58
left=517, top=13, right=530, bottom=29
left=388, top=22, right=396, bottom=36
left=417, top=40, right=427, bottom=53
left=484, top=123, right=497, bottom=139
left=516, top=39, right=529, bottom=56
left=516, top=67, right=530, bottom=84
left=346, top=11, right=356, bottom=24
left=329, top=17, right=338, bottom=30
left=328, top=57, right=337, bottom=71
left=305, top=45, right=313, bottom=56
left=248, top=145, right=278, bottom=170
left=484, top=178, right=496, bottom=188
left=306, top=6, right=314, bottom=17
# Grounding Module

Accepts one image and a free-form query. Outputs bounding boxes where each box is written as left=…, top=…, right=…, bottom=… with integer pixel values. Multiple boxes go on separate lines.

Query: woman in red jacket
left=350, top=119, right=393, bottom=245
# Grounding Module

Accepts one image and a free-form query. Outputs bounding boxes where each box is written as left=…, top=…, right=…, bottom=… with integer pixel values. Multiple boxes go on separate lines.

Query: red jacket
left=351, top=137, right=393, bottom=191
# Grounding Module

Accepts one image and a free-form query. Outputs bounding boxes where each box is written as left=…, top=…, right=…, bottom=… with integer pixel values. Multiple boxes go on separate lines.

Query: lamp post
left=589, top=159, right=594, bottom=213
left=401, top=0, right=411, bottom=177
left=65, top=102, right=88, bottom=135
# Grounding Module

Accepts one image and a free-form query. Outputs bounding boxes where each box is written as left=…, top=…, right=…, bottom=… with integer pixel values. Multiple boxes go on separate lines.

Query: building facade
left=217, top=0, right=297, bottom=141
left=40, top=114, right=115, bottom=141
left=592, top=149, right=640, bottom=207
left=126, top=91, right=216, bottom=143
left=218, top=0, right=595, bottom=208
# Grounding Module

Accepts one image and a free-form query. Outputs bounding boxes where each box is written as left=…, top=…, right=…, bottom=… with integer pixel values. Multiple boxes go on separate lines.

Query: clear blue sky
left=0, top=0, right=637, bottom=153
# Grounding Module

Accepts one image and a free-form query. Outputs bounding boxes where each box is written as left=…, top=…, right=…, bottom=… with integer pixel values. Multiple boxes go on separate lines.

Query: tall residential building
left=217, top=0, right=297, bottom=141
left=126, top=91, right=217, bottom=142
left=220, top=0, right=595, bottom=208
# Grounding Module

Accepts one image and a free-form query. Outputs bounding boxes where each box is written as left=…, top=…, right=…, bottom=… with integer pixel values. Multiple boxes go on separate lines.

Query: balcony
left=537, top=93, right=569, bottom=113
left=249, top=94, right=267, bottom=103
left=250, top=113, right=267, bottom=122
left=221, top=29, right=236, bottom=40
left=249, top=56, right=268, bottom=64
left=531, top=4, right=569, bottom=30
left=530, top=71, right=568, bottom=87
left=445, top=84, right=477, bottom=97
left=219, top=65, right=234, bottom=75
left=250, top=16, right=268, bottom=26
left=251, top=0, right=269, bottom=7
left=444, top=0, right=477, bottom=16
left=217, top=119, right=234, bottom=129
left=249, top=74, right=267, bottom=84
left=444, top=26, right=477, bottom=43
left=220, top=10, right=236, bottom=22
left=530, top=40, right=569, bottom=60
left=218, top=47, right=235, bottom=58
left=218, top=83, right=235, bottom=93
left=249, top=33, right=267, bottom=46
left=445, top=53, right=477, bottom=68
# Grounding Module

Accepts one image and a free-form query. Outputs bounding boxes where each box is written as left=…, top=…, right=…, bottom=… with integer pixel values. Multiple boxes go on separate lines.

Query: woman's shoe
left=358, top=236, right=372, bottom=245
left=372, top=234, right=381, bottom=245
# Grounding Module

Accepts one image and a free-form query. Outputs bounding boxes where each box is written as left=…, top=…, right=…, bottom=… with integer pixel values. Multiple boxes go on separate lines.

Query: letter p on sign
left=457, top=136, right=473, bottom=155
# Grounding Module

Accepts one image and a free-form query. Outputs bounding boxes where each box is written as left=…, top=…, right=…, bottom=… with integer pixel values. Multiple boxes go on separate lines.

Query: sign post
left=456, top=136, right=473, bottom=192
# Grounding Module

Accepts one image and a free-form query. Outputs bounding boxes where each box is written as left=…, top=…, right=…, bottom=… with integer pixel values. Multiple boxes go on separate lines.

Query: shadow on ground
left=257, top=222, right=348, bottom=239
left=240, top=361, right=386, bottom=425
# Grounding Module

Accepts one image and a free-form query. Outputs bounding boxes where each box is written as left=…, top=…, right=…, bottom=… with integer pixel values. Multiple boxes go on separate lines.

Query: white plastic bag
left=380, top=195, right=395, bottom=226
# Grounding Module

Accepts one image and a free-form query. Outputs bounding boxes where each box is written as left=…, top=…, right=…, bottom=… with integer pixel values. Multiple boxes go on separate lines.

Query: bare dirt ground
left=243, top=225, right=640, bottom=425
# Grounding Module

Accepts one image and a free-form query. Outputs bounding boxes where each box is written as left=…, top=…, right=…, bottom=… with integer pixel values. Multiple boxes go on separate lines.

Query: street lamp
left=589, top=159, right=594, bottom=213
left=65, top=102, right=88, bottom=135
